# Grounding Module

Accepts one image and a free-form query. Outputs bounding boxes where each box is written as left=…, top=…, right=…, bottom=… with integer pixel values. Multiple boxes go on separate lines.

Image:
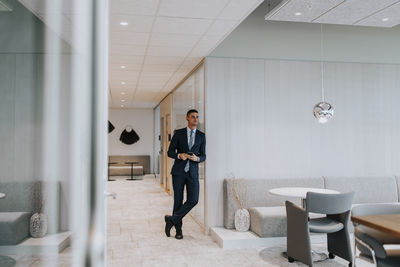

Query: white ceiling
left=17, top=0, right=264, bottom=109
left=108, top=0, right=264, bottom=109
left=265, top=0, right=400, bottom=28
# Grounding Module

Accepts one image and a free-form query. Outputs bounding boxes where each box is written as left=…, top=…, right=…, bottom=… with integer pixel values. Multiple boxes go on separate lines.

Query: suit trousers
left=171, top=172, right=199, bottom=230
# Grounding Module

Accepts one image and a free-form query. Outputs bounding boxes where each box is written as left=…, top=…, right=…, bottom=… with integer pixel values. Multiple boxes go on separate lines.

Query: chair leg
left=328, top=229, right=353, bottom=263
left=353, top=236, right=358, bottom=266
left=286, top=201, right=313, bottom=266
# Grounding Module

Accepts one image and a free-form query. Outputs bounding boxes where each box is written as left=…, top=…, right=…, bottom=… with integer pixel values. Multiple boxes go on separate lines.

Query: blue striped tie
left=184, top=130, right=194, bottom=172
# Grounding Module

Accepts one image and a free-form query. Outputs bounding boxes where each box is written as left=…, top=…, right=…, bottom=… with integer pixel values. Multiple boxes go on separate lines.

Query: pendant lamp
left=313, top=24, right=334, bottom=124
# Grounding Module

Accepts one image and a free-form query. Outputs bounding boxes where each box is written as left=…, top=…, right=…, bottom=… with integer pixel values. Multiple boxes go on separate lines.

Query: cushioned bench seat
left=109, top=165, right=144, bottom=176
left=0, top=212, right=31, bottom=245
left=248, top=206, right=286, bottom=237
left=108, top=155, right=150, bottom=176
left=249, top=206, right=325, bottom=237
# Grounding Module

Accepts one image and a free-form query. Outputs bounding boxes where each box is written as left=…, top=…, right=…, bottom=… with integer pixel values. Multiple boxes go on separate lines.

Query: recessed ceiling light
left=120, top=21, right=128, bottom=26
left=295, top=12, right=302, bottom=16
left=121, top=81, right=126, bottom=85
left=121, top=99, right=125, bottom=102
left=120, top=65, right=126, bottom=69
left=382, top=18, right=389, bottom=22
left=121, top=92, right=126, bottom=95
left=120, top=105, right=124, bottom=107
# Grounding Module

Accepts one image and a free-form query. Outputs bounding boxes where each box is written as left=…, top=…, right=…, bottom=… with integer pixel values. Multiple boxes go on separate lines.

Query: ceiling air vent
left=0, top=0, right=12, bottom=11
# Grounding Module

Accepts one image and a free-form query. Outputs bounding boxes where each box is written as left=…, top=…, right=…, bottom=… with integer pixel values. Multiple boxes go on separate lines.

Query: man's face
left=187, top=112, right=199, bottom=127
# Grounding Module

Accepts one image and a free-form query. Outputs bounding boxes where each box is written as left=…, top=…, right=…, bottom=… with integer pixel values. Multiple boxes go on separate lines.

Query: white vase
left=30, top=213, right=48, bottom=238
left=234, top=208, right=250, bottom=232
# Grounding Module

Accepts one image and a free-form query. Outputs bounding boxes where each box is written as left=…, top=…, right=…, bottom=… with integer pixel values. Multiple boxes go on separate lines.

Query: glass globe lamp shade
left=313, top=101, right=334, bottom=124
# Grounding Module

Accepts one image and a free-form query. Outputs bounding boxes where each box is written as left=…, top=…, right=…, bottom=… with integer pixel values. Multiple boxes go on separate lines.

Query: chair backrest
left=306, top=191, right=355, bottom=215
left=352, top=203, right=400, bottom=217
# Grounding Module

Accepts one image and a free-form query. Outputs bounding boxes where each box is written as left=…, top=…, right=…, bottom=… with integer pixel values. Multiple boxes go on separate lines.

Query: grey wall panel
left=205, top=57, right=265, bottom=229
left=14, top=54, right=42, bottom=181
left=0, top=54, right=16, bottom=181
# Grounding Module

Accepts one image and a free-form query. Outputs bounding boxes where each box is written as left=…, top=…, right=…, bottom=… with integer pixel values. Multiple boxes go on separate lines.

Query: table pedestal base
left=282, top=250, right=328, bottom=263
left=126, top=177, right=143, bottom=181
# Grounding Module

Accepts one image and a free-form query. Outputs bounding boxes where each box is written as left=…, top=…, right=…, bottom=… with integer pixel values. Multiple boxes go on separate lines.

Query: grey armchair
left=285, top=191, right=355, bottom=266
left=351, top=203, right=400, bottom=267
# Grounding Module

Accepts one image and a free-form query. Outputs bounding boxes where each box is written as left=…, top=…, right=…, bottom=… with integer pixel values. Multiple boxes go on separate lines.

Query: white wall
left=205, top=57, right=400, bottom=228
left=108, top=108, right=154, bottom=173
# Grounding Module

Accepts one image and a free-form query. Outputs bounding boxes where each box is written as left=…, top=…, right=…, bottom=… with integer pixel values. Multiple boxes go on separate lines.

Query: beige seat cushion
left=249, top=206, right=325, bottom=237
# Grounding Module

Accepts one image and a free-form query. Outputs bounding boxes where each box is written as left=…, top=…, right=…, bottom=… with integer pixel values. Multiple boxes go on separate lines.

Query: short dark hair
left=186, top=109, right=198, bottom=116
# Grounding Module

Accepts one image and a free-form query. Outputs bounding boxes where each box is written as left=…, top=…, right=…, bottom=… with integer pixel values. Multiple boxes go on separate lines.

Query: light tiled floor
left=4, top=175, right=374, bottom=266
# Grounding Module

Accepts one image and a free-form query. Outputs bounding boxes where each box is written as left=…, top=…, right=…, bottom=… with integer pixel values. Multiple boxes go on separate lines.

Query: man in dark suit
left=164, top=109, right=206, bottom=239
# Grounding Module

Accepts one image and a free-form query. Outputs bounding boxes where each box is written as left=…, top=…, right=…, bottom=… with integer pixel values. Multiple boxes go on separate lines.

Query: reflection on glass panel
left=0, top=0, right=107, bottom=266
left=171, top=64, right=205, bottom=228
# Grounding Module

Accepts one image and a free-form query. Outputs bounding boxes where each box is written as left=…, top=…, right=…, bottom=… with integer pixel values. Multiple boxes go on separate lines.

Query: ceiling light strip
left=264, top=0, right=292, bottom=20
left=0, top=0, right=12, bottom=11
left=311, top=0, right=347, bottom=22
left=130, top=0, right=162, bottom=103
left=352, top=0, right=400, bottom=25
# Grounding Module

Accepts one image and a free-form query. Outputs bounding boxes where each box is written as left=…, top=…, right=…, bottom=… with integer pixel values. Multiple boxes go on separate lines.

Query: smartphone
left=187, top=152, right=194, bottom=156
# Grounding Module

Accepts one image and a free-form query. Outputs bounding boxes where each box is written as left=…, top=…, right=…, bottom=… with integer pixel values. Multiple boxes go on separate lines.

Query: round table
left=269, top=187, right=339, bottom=207
left=269, top=187, right=340, bottom=262
left=125, top=161, right=139, bottom=181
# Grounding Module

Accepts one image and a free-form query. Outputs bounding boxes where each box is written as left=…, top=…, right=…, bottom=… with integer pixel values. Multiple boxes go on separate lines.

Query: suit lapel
left=193, top=131, right=200, bottom=148
left=183, top=128, right=189, bottom=152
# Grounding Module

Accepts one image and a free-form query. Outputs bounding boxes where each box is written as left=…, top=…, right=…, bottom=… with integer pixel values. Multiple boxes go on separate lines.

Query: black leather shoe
left=164, top=215, right=174, bottom=237
left=175, top=229, right=183, bottom=239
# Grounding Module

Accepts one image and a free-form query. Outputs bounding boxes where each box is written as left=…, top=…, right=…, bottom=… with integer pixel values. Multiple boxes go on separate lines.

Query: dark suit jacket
left=167, top=128, right=206, bottom=178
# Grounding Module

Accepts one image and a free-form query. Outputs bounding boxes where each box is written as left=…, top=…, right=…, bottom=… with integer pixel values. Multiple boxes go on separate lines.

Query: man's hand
left=179, top=153, right=188, bottom=160
left=187, top=154, right=199, bottom=162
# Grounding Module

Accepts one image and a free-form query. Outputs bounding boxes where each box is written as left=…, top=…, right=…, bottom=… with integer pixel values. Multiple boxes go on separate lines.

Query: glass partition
left=171, top=64, right=205, bottom=229
left=0, top=0, right=108, bottom=266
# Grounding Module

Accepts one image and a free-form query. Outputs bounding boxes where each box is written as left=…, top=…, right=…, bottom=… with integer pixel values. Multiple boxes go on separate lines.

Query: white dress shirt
left=177, top=127, right=197, bottom=159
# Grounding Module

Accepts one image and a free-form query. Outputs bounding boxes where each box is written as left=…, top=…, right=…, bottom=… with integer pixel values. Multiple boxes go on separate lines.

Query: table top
left=351, top=214, right=400, bottom=239
left=0, top=193, right=5, bottom=199
left=109, top=162, right=118, bottom=165
left=125, top=161, right=139, bottom=164
left=269, top=187, right=339, bottom=199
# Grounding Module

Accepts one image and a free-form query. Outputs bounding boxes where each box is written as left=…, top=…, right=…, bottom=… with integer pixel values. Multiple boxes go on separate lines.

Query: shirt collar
left=187, top=127, right=196, bottom=133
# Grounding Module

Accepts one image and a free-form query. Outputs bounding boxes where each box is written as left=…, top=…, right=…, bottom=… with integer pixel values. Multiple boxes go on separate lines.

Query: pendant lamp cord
left=320, top=24, right=325, bottom=102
